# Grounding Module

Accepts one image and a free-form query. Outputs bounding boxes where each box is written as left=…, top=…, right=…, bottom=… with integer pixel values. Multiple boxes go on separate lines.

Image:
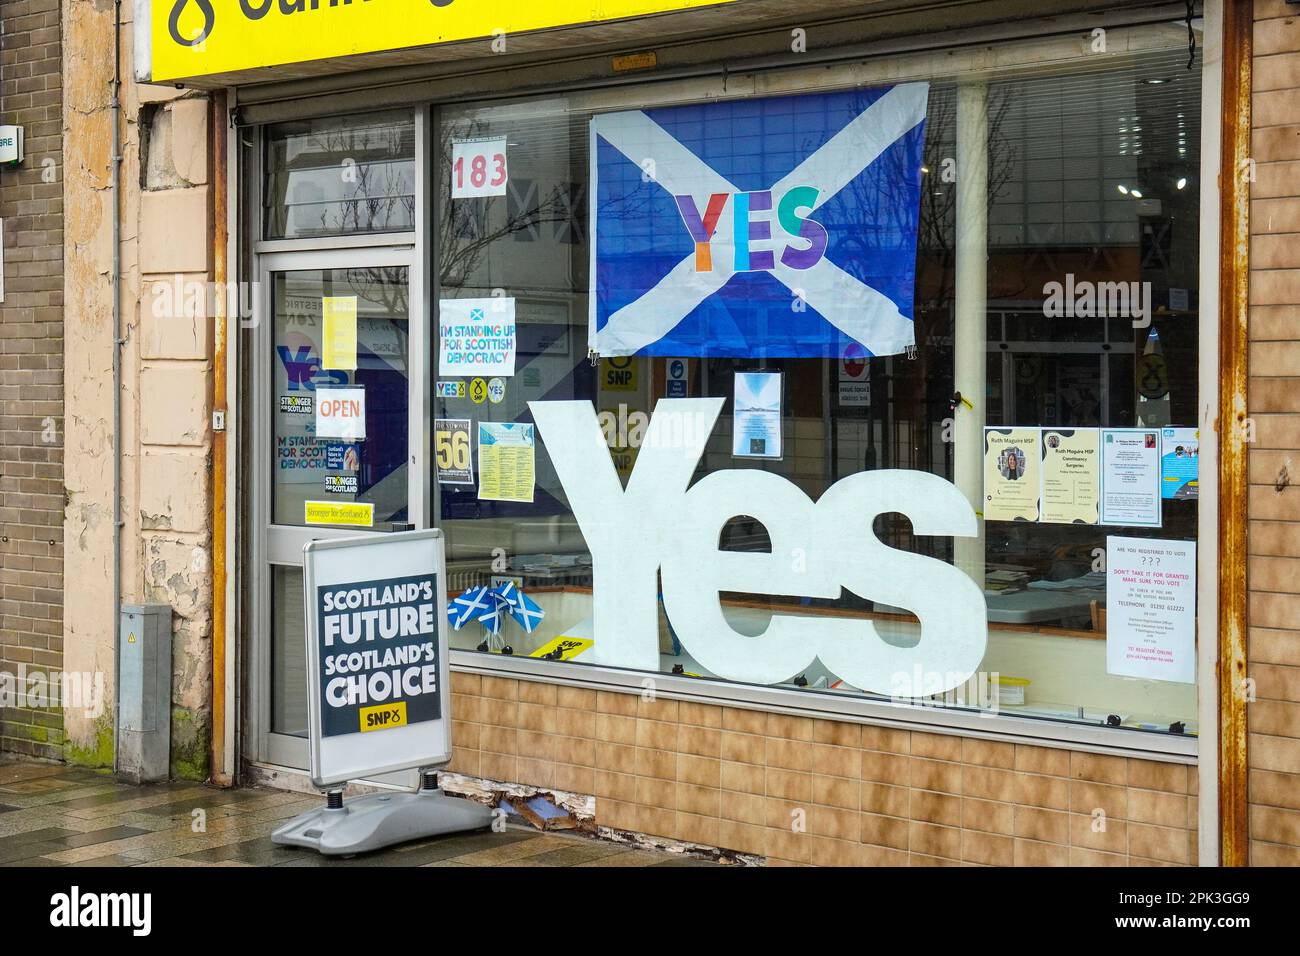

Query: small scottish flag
left=506, top=590, right=545, bottom=634
left=590, top=84, right=929, bottom=359
left=448, top=586, right=492, bottom=631
left=477, top=597, right=505, bottom=636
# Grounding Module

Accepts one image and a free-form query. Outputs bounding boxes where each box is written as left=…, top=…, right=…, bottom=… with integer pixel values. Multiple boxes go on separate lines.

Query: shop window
left=264, top=110, right=416, bottom=239
left=271, top=267, right=410, bottom=530
left=433, top=47, right=1201, bottom=743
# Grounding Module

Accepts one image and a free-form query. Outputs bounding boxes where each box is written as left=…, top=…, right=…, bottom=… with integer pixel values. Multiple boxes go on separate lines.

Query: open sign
left=315, top=386, right=366, bottom=441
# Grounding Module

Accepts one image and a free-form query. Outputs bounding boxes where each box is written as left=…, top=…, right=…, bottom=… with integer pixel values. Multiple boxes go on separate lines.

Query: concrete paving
left=0, top=757, right=713, bottom=867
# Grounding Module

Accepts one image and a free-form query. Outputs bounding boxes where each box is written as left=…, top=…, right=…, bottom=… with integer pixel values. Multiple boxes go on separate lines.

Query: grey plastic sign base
left=271, top=788, right=496, bottom=856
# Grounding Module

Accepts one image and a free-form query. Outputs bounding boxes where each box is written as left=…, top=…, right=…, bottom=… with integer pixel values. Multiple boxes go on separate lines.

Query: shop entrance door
left=250, top=247, right=427, bottom=770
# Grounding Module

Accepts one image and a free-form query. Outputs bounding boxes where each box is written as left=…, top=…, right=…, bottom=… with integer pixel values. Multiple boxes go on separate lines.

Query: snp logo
left=49, top=886, right=152, bottom=937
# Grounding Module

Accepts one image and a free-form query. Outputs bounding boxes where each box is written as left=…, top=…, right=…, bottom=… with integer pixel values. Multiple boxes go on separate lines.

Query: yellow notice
left=983, top=427, right=1041, bottom=522
left=321, top=296, right=358, bottom=371
left=477, top=423, right=535, bottom=503
left=1041, top=428, right=1100, bottom=524
left=305, top=500, right=374, bottom=527
left=151, top=0, right=735, bottom=83
left=359, top=701, right=407, bottom=733
left=529, top=636, right=595, bottom=661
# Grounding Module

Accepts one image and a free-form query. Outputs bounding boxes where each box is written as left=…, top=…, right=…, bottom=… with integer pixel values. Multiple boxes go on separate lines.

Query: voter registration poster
left=1106, top=536, right=1196, bottom=684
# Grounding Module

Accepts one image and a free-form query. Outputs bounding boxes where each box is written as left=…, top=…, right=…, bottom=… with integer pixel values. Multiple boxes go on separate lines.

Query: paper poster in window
left=477, top=422, right=535, bottom=503
left=1160, top=427, right=1199, bottom=500
left=1105, top=536, right=1196, bottom=684
left=1100, top=428, right=1162, bottom=527
left=321, top=295, right=358, bottom=371
left=732, top=372, right=782, bottom=459
left=1040, top=428, right=1100, bottom=524
left=983, top=427, right=1041, bottom=522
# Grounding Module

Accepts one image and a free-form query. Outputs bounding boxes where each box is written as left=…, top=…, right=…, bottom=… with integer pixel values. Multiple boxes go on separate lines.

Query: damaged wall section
left=63, top=0, right=214, bottom=779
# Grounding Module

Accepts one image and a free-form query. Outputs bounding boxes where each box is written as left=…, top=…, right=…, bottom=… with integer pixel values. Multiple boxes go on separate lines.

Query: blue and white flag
left=448, top=585, right=493, bottom=631
left=589, top=84, right=929, bottom=358
left=505, top=589, right=545, bottom=634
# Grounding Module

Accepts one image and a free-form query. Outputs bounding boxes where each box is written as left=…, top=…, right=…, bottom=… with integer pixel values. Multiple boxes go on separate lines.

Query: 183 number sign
left=451, top=137, right=508, bottom=198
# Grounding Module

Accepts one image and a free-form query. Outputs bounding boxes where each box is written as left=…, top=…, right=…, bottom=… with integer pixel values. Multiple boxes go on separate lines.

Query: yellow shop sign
left=149, top=0, right=733, bottom=83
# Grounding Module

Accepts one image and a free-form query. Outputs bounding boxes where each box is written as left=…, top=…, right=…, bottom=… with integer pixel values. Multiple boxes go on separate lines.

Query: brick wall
left=1247, top=0, right=1300, bottom=867
left=446, top=674, right=1197, bottom=865
left=0, top=0, right=64, bottom=759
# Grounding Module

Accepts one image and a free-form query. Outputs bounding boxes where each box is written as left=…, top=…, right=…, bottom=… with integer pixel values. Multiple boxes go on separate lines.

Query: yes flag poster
left=589, top=84, right=929, bottom=358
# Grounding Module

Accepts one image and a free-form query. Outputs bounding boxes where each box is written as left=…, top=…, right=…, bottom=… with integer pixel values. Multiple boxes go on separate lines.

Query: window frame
left=240, top=18, right=1219, bottom=764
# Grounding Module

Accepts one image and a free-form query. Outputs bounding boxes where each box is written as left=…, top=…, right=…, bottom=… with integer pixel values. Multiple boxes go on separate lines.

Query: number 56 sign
left=451, top=137, right=508, bottom=198
left=434, top=419, right=474, bottom=486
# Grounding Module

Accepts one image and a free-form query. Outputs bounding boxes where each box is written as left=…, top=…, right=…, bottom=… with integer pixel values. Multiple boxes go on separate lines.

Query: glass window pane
left=264, top=111, right=416, bottom=239
left=271, top=565, right=307, bottom=738
left=432, top=46, right=1201, bottom=742
left=272, top=266, right=409, bottom=529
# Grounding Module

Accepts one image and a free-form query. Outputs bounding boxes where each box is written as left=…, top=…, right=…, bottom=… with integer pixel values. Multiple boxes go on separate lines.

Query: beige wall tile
left=962, top=797, right=1016, bottom=836
left=814, top=719, right=862, bottom=748
left=1129, top=822, right=1192, bottom=865
left=594, top=769, right=636, bottom=803
left=1015, top=745, right=1070, bottom=777
left=910, top=790, right=962, bottom=827
left=679, top=701, right=722, bottom=728
left=1014, top=839, right=1069, bottom=866
left=678, top=753, right=721, bottom=788
left=721, top=707, right=767, bottom=735
left=961, top=829, right=1014, bottom=866
left=597, top=690, right=637, bottom=716
left=635, top=746, right=676, bottom=781
left=861, top=725, right=911, bottom=754
left=863, top=782, right=911, bottom=817
left=812, top=774, right=859, bottom=811
left=909, top=821, right=961, bottom=860
left=721, top=759, right=765, bottom=794
left=1014, top=805, right=1069, bottom=844
left=518, top=681, right=556, bottom=706
left=910, top=757, right=963, bottom=794
left=1069, top=752, right=1128, bottom=785
left=1127, top=759, right=1188, bottom=793
left=556, top=686, right=596, bottom=710
left=555, top=706, right=595, bottom=739
left=861, top=812, right=910, bottom=850
left=720, top=730, right=765, bottom=765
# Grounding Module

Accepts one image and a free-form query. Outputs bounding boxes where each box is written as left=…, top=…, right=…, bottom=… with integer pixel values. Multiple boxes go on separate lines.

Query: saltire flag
left=446, top=583, right=545, bottom=638
left=448, top=585, right=493, bottom=631
left=589, top=83, right=929, bottom=359
left=505, top=589, right=545, bottom=634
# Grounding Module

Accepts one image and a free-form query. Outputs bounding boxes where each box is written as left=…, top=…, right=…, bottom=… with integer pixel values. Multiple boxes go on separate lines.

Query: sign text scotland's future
left=317, top=573, right=442, bottom=737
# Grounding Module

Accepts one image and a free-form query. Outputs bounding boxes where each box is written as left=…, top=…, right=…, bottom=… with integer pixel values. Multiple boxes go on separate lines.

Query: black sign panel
left=314, top=572, right=442, bottom=738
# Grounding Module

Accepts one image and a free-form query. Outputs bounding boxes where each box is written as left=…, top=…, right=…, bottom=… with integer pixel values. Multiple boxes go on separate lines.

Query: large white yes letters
left=529, top=398, right=988, bottom=695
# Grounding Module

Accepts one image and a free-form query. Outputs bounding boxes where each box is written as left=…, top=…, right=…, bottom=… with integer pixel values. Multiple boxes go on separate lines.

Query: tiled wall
left=446, top=672, right=1197, bottom=866
left=1247, top=0, right=1300, bottom=868
left=0, top=0, right=64, bottom=760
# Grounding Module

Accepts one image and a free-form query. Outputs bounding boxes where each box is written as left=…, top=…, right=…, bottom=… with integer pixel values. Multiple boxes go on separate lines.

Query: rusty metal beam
left=210, top=89, right=232, bottom=788
left=1217, top=0, right=1251, bottom=868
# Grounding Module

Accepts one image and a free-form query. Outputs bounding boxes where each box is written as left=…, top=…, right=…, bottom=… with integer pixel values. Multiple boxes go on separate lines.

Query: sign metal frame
left=303, top=528, right=453, bottom=789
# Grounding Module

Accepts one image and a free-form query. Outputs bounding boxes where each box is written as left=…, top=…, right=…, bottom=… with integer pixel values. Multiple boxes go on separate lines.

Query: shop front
left=139, top=0, right=1238, bottom=864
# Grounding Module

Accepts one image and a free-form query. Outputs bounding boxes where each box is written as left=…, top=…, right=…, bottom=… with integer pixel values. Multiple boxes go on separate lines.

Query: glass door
left=252, top=246, right=425, bottom=768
